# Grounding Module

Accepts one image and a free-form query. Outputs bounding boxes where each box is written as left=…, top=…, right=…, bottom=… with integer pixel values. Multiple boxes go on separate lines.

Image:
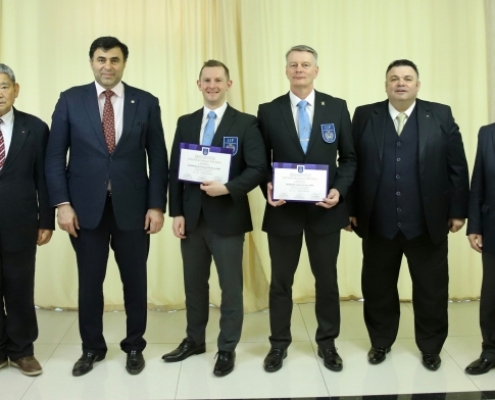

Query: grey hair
left=0, top=64, right=16, bottom=83
left=285, top=45, right=318, bottom=66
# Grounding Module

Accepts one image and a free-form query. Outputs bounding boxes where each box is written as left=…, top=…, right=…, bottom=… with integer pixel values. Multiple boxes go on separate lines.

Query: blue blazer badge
left=321, top=123, right=337, bottom=143
left=223, top=137, right=238, bottom=155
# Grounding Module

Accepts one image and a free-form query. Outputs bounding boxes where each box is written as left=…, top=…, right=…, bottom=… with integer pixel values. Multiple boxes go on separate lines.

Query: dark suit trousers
left=70, top=195, right=149, bottom=356
left=0, top=238, right=37, bottom=361
left=362, top=232, right=448, bottom=353
left=181, top=215, right=244, bottom=352
left=267, top=230, right=341, bottom=349
left=480, top=251, right=495, bottom=362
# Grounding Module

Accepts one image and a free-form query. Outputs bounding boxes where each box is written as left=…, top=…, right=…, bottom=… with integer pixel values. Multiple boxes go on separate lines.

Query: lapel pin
left=321, top=101, right=325, bottom=106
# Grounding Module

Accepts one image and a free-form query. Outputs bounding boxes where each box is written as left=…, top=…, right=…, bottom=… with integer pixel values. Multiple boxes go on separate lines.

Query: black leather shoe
left=368, top=347, right=391, bottom=365
left=72, top=352, right=105, bottom=377
left=465, top=358, right=495, bottom=375
left=162, top=338, right=206, bottom=362
left=213, top=350, right=235, bottom=377
left=126, top=350, right=145, bottom=375
left=422, top=353, right=441, bottom=371
left=263, top=348, right=287, bottom=372
left=318, top=347, right=343, bottom=372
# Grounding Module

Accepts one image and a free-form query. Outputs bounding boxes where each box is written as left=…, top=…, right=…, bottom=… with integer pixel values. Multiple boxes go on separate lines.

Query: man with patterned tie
left=347, top=59, right=469, bottom=370
left=45, top=37, right=168, bottom=376
left=0, top=64, right=54, bottom=376
left=164, top=60, right=266, bottom=376
left=258, top=45, right=356, bottom=372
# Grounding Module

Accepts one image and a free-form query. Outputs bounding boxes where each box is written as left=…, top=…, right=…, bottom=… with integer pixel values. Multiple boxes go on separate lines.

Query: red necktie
left=0, top=119, right=5, bottom=168
left=102, top=90, right=116, bottom=153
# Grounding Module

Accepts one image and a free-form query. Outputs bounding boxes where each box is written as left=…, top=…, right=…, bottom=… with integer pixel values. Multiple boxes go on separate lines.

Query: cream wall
left=0, top=0, right=489, bottom=310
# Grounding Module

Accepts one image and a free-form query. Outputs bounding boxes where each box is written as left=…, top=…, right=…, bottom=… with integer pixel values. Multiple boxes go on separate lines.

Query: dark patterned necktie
left=102, top=90, right=116, bottom=153
left=0, top=119, right=5, bottom=168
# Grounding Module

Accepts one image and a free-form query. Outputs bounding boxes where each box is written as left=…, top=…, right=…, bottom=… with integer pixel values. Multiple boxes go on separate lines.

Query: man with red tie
left=45, top=37, right=168, bottom=376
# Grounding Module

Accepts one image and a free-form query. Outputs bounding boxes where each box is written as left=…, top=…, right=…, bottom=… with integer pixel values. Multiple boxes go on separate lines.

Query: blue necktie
left=202, top=111, right=216, bottom=146
left=297, top=100, right=311, bottom=153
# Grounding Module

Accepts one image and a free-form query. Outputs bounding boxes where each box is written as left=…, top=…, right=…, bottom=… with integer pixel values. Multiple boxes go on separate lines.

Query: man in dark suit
left=0, top=64, right=54, bottom=376
left=348, top=59, right=469, bottom=370
left=45, top=37, right=168, bottom=376
left=258, top=45, right=356, bottom=373
left=465, top=123, right=495, bottom=375
left=163, top=60, right=266, bottom=377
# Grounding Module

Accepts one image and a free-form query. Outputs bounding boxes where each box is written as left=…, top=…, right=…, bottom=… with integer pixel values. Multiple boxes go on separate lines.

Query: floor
left=1, top=301, right=495, bottom=400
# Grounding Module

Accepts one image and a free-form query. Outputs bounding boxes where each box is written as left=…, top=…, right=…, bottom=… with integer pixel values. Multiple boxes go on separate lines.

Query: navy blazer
left=349, top=99, right=469, bottom=243
left=468, top=123, right=495, bottom=254
left=169, top=105, right=266, bottom=235
left=0, top=108, right=54, bottom=251
left=258, top=91, right=356, bottom=236
left=45, top=82, right=168, bottom=231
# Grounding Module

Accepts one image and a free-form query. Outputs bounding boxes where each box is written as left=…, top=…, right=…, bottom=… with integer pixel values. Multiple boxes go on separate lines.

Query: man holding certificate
left=165, top=60, right=266, bottom=377
left=258, top=45, right=356, bottom=372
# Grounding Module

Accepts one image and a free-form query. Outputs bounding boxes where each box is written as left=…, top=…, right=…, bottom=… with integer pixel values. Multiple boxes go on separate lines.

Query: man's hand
left=144, top=208, right=164, bottom=234
left=172, top=216, right=187, bottom=239
left=468, top=233, right=483, bottom=253
left=57, top=204, right=80, bottom=237
left=449, top=218, right=465, bottom=233
left=316, top=188, right=340, bottom=209
left=37, top=229, right=53, bottom=245
left=267, top=182, right=286, bottom=207
left=200, top=181, right=229, bottom=197
left=344, top=216, right=357, bottom=232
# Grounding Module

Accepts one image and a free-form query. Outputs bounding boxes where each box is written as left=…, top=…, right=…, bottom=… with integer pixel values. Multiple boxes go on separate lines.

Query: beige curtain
left=0, top=0, right=488, bottom=310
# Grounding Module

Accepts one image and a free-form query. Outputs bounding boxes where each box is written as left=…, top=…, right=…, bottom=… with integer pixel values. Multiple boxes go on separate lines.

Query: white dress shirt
left=289, top=90, right=316, bottom=135
left=95, top=80, right=124, bottom=144
left=388, top=101, right=416, bottom=131
left=0, top=108, right=14, bottom=165
left=199, top=102, right=228, bottom=144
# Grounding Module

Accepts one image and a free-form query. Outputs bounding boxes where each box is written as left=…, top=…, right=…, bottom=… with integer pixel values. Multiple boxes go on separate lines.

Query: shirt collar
left=388, top=101, right=416, bottom=120
left=95, top=80, right=124, bottom=98
left=289, top=89, right=315, bottom=107
left=203, top=102, right=228, bottom=120
left=0, top=107, right=14, bottom=125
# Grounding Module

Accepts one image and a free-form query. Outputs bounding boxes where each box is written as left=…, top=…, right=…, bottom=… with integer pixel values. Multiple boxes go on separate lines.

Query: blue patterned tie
left=297, top=100, right=311, bottom=153
left=201, top=111, right=216, bottom=146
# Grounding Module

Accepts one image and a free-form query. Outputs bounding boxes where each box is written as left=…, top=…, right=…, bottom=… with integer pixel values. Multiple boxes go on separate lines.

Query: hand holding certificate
left=178, top=143, right=233, bottom=184
left=272, top=163, right=329, bottom=203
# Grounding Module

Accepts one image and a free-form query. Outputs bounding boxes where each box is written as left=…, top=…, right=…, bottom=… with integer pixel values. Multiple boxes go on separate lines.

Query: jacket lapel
left=416, top=99, right=431, bottom=169
left=277, top=93, right=301, bottom=151
left=371, top=101, right=389, bottom=163
left=1, top=108, right=29, bottom=175
left=119, top=83, right=138, bottom=151
left=211, top=105, right=236, bottom=147
left=82, top=83, right=108, bottom=152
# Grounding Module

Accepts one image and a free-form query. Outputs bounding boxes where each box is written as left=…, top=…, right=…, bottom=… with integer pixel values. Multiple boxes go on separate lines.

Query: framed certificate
left=272, top=162, right=329, bottom=202
left=178, top=143, right=233, bottom=184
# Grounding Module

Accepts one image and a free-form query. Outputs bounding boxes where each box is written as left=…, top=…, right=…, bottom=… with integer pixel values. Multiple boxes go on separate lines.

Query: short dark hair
left=199, top=60, right=230, bottom=80
left=386, top=59, right=419, bottom=78
left=89, top=37, right=129, bottom=61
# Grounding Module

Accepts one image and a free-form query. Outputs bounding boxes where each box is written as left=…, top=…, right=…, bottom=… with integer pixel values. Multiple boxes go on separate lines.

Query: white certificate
left=273, top=163, right=329, bottom=202
left=178, top=143, right=233, bottom=184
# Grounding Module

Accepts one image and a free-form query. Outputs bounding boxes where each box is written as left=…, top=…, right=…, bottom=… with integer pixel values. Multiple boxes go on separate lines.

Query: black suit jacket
left=169, top=105, right=266, bottom=235
left=467, top=123, right=495, bottom=254
left=258, top=91, right=356, bottom=236
left=0, top=108, right=54, bottom=251
left=349, top=99, right=469, bottom=243
left=45, top=82, right=168, bottom=231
